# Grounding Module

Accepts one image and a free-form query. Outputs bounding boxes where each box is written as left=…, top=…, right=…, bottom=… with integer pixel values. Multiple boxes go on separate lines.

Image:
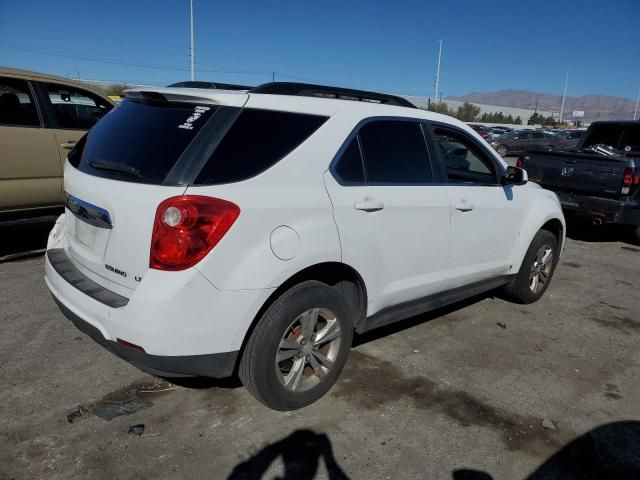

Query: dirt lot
left=1, top=220, right=639, bottom=480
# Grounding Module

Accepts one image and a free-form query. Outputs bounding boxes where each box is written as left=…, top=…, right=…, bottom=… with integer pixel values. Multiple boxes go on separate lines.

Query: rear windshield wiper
left=89, top=159, right=142, bottom=178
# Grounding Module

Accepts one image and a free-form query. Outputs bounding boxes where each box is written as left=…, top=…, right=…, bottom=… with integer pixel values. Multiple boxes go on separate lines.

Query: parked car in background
left=552, top=130, right=586, bottom=150
left=491, top=130, right=566, bottom=156
left=489, top=126, right=513, bottom=135
left=45, top=82, right=565, bottom=411
left=519, top=121, right=640, bottom=242
left=487, top=126, right=514, bottom=140
left=468, top=124, right=491, bottom=139
left=0, top=67, right=114, bottom=223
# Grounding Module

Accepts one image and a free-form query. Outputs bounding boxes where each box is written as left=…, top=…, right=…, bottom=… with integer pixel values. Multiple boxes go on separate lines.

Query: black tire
left=496, top=145, right=508, bottom=156
left=503, top=230, right=558, bottom=304
left=239, top=280, right=354, bottom=411
left=629, top=225, right=640, bottom=245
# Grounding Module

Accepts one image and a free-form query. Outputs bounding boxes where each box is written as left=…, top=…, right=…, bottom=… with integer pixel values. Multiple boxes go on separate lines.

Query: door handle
left=454, top=202, right=474, bottom=212
left=60, top=141, right=77, bottom=150
left=354, top=197, right=384, bottom=212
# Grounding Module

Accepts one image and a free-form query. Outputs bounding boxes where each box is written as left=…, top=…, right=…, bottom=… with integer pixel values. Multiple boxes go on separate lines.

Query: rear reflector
left=515, top=154, right=526, bottom=169
left=116, top=338, right=146, bottom=352
left=621, top=167, right=639, bottom=195
left=150, top=195, right=240, bottom=271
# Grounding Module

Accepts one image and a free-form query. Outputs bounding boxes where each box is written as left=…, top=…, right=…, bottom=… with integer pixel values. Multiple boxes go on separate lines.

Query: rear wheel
left=496, top=144, right=508, bottom=156
left=630, top=225, right=640, bottom=245
left=239, top=281, right=353, bottom=411
left=503, top=230, right=558, bottom=304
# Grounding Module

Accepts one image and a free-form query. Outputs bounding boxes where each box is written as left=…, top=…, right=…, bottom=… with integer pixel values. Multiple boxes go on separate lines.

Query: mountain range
left=446, top=89, right=638, bottom=123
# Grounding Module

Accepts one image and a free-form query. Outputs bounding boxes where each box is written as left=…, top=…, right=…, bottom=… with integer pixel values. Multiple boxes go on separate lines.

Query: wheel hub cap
left=275, top=307, right=342, bottom=392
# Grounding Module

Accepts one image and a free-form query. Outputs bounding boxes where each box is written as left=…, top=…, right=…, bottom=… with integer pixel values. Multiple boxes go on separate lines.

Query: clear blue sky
left=1, top=0, right=638, bottom=100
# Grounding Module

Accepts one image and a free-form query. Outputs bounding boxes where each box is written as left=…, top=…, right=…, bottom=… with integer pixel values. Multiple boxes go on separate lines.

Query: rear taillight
left=621, top=167, right=640, bottom=195
left=516, top=154, right=526, bottom=169
left=150, top=195, right=240, bottom=271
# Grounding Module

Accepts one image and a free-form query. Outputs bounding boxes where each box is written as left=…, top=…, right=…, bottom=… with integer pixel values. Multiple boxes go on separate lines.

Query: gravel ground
left=1, top=220, right=639, bottom=479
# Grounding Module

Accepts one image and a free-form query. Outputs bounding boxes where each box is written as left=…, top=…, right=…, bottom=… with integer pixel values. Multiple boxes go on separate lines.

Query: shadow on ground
left=227, top=429, right=349, bottom=479
left=565, top=215, right=638, bottom=246
left=453, top=421, right=640, bottom=480
left=0, top=218, right=57, bottom=259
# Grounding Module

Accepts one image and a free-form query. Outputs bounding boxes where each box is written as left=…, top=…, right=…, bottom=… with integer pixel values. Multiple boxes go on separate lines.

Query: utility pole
left=272, top=71, right=275, bottom=83
left=189, top=0, right=195, bottom=81
left=559, top=74, right=568, bottom=123
left=634, top=87, right=640, bottom=120
left=434, top=40, right=443, bottom=103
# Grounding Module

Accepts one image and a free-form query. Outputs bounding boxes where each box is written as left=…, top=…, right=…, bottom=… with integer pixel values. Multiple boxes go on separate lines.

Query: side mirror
left=502, top=166, right=527, bottom=186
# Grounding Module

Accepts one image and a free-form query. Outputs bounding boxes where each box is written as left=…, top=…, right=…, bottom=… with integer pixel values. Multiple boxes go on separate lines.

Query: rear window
left=71, top=99, right=216, bottom=184
left=193, top=109, right=327, bottom=185
left=583, top=124, right=640, bottom=153
left=72, top=101, right=327, bottom=185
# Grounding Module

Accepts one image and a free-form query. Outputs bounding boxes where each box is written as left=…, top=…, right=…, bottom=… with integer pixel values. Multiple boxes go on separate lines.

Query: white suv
left=45, top=83, right=565, bottom=410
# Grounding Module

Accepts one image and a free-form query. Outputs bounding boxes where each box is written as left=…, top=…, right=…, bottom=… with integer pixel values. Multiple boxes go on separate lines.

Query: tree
left=514, top=116, right=522, bottom=125
left=456, top=101, right=480, bottom=122
left=427, top=101, right=456, bottom=117
left=101, top=83, right=129, bottom=97
left=528, top=112, right=546, bottom=125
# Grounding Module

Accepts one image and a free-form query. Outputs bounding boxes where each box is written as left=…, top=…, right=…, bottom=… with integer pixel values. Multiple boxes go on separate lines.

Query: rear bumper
left=45, top=244, right=272, bottom=377
left=53, top=295, right=238, bottom=378
left=556, top=191, right=640, bottom=226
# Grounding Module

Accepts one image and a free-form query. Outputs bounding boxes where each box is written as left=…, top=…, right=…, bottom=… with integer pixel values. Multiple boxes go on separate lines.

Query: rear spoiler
left=123, top=88, right=248, bottom=107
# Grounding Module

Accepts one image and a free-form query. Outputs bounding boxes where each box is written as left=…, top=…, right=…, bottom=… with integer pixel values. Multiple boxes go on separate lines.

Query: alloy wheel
left=529, top=245, right=553, bottom=293
left=275, top=308, right=342, bottom=392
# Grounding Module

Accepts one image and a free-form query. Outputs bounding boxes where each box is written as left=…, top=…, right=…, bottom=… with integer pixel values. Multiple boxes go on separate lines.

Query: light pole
left=634, top=87, right=639, bottom=120
left=434, top=40, right=442, bottom=103
left=559, top=74, right=568, bottom=124
left=189, top=0, right=195, bottom=81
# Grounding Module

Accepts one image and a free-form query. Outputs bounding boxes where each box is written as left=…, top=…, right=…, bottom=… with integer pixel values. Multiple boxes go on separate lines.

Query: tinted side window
left=195, top=109, right=327, bottom=185
left=515, top=132, right=531, bottom=139
left=334, top=138, right=365, bottom=183
left=0, top=77, right=39, bottom=126
left=532, top=132, right=545, bottom=139
left=432, top=128, right=498, bottom=184
left=358, top=120, right=432, bottom=184
left=43, top=83, right=112, bottom=129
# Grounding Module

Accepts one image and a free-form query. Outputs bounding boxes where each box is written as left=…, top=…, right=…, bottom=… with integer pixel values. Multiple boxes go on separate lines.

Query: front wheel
left=629, top=225, right=640, bottom=245
left=496, top=144, right=508, bottom=156
left=503, top=230, right=558, bottom=304
left=239, top=280, right=353, bottom=411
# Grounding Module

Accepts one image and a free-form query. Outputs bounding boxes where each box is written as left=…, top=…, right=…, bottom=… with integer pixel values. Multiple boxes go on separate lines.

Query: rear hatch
left=62, top=89, right=248, bottom=294
left=524, top=150, right=629, bottom=197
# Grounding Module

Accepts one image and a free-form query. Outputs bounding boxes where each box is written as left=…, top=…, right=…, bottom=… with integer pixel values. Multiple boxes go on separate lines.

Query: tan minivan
left=0, top=67, right=114, bottom=221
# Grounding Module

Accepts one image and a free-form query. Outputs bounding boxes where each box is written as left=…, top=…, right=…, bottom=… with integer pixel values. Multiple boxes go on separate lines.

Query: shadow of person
left=228, top=429, right=349, bottom=480
left=452, top=421, right=640, bottom=480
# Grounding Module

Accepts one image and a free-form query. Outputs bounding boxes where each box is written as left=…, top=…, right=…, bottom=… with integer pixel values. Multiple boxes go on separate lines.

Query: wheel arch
left=233, top=261, right=367, bottom=371
left=512, top=213, right=566, bottom=274
left=540, top=217, right=564, bottom=251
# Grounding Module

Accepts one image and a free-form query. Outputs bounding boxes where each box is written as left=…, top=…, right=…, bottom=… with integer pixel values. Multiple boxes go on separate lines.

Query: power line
left=0, top=23, right=395, bottom=86
left=0, top=43, right=268, bottom=75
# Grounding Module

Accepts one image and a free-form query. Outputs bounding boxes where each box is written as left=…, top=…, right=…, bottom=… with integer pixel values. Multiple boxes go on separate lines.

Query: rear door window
left=333, top=138, right=365, bottom=183
left=194, top=109, right=327, bottom=185
left=42, top=83, right=112, bottom=130
left=357, top=120, right=433, bottom=184
left=72, top=99, right=217, bottom=184
left=0, top=77, right=40, bottom=127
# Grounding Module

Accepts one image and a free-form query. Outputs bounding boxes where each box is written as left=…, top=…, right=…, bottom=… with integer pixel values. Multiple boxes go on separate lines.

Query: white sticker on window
left=178, top=105, right=210, bottom=130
